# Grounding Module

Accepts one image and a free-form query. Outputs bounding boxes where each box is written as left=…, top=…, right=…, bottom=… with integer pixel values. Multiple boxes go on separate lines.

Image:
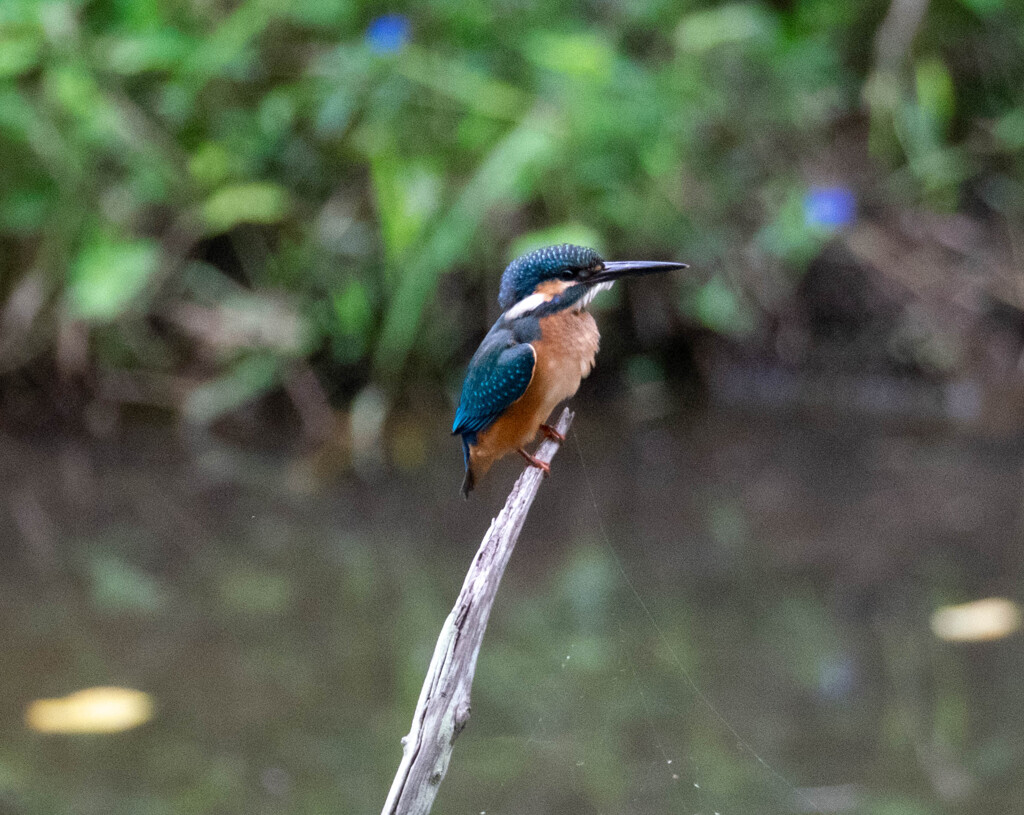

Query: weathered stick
left=381, top=407, right=575, bottom=815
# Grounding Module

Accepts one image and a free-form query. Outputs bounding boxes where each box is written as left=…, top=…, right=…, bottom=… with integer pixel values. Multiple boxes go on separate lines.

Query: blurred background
left=2, top=0, right=1024, bottom=812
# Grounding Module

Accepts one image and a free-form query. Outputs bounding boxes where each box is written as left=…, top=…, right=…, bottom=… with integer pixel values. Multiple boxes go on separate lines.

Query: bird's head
left=497, top=244, right=687, bottom=319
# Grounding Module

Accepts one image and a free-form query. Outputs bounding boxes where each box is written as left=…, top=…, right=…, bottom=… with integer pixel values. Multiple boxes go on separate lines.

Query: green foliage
left=1, top=0, right=1023, bottom=418
left=201, top=182, right=290, bottom=234
left=69, top=232, right=160, bottom=321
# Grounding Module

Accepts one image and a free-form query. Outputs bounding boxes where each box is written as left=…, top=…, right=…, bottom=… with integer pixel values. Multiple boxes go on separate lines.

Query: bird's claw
left=540, top=424, right=566, bottom=443
left=518, top=448, right=551, bottom=476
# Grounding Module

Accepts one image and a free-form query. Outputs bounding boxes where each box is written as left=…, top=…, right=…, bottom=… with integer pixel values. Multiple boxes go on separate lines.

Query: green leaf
left=915, top=57, right=955, bottom=134
left=184, top=0, right=286, bottom=82
left=0, top=87, right=34, bottom=139
left=0, top=30, right=40, bottom=77
left=48, top=63, right=103, bottom=120
left=957, top=0, right=1003, bottom=15
left=332, top=279, right=372, bottom=334
left=68, top=235, right=160, bottom=321
left=202, top=182, right=289, bottom=233
left=369, top=155, right=441, bottom=266
left=395, top=47, right=530, bottom=121
left=285, top=0, right=355, bottom=29
left=326, top=279, right=373, bottom=363
left=101, top=29, right=193, bottom=75
left=0, top=186, right=53, bottom=232
left=687, top=276, right=753, bottom=335
left=676, top=3, right=779, bottom=53
left=189, top=142, right=238, bottom=188
left=525, top=32, right=616, bottom=81
left=993, top=108, right=1024, bottom=151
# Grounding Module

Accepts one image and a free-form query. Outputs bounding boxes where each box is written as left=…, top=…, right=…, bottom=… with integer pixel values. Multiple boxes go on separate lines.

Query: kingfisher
left=453, top=244, right=687, bottom=496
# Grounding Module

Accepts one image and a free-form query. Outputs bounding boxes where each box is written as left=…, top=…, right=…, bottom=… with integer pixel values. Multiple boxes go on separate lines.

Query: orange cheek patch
left=535, top=279, right=574, bottom=297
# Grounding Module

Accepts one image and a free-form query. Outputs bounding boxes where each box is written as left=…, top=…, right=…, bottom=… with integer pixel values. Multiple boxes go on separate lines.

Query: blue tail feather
left=460, top=432, right=477, bottom=498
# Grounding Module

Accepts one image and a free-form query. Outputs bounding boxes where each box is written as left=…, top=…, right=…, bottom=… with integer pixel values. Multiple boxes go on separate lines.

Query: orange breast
left=468, top=309, right=600, bottom=479
left=533, top=309, right=601, bottom=406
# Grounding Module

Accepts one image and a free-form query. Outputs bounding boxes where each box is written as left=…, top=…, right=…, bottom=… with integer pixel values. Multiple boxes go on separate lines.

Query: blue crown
left=498, top=244, right=602, bottom=310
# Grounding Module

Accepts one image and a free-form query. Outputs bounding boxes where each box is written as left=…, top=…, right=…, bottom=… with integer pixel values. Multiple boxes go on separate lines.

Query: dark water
left=2, top=402, right=1023, bottom=815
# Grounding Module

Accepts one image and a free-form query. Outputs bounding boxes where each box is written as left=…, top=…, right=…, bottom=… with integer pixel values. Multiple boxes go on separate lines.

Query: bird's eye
left=559, top=270, right=577, bottom=280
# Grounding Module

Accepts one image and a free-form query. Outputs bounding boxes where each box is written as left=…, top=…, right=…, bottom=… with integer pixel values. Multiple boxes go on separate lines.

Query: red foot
left=540, top=423, right=566, bottom=443
left=518, top=448, right=551, bottom=476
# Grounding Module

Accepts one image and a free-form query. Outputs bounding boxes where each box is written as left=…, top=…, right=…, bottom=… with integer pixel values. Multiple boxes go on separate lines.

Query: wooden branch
left=381, top=407, right=575, bottom=815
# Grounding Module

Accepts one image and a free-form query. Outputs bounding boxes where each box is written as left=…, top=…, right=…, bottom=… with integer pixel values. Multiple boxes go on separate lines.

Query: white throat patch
left=575, top=281, right=614, bottom=310
left=504, top=281, right=616, bottom=321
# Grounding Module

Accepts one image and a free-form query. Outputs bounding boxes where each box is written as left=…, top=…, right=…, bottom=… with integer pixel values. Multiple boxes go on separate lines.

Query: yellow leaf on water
left=25, top=687, right=153, bottom=734
left=931, top=597, right=1022, bottom=643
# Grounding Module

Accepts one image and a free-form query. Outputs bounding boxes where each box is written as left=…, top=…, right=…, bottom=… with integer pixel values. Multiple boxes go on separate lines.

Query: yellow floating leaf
left=26, top=686, right=154, bottom=734
left=931, top=597, right=1022, bottom=643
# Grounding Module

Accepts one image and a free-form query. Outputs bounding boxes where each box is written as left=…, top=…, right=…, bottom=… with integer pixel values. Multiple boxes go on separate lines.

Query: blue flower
left=366, top=14, right=410, bottom=54
left=804, top=186, right=856, bottom=229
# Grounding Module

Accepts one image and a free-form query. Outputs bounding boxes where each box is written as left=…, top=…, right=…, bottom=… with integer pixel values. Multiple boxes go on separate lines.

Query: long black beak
left=587, top=260, right=688, bottom=284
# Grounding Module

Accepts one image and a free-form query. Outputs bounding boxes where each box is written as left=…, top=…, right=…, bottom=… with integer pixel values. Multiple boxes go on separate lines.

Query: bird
left=452, top=243, right=687, bottom=496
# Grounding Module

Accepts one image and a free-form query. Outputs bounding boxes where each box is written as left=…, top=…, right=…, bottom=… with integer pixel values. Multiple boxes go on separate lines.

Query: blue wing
left=453, top=326, right=536, bottom=436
